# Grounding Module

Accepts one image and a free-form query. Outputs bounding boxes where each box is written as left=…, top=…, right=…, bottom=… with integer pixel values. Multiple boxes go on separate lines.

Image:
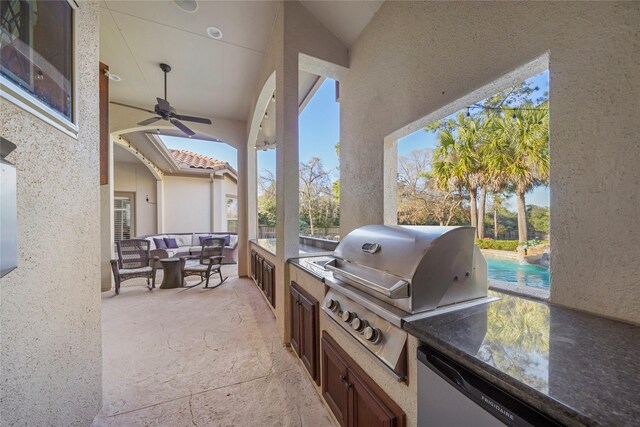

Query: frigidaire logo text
left=481, top=395, right=515, bottom=421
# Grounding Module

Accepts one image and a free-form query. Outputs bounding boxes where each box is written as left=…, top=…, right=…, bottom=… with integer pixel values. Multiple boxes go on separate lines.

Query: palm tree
left=485, top=102, right=549, bottom=243
left=431, top=114, right=486, bottom=237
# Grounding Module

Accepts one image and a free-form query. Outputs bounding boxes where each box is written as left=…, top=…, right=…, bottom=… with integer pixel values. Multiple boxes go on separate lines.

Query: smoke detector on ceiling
left=206, top=26, right=223, bottom=40
left=174, top=0, right=198, bottom=13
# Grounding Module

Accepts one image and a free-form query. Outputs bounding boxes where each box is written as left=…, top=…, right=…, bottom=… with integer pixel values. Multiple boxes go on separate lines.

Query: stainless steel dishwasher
left=417, top=346, right=561, bottom=427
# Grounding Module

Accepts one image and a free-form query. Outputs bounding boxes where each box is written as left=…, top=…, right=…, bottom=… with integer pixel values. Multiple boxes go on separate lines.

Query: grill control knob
left=325, top=299, right=340, bottom=312
left=341, top=310, right=355, bottom=323
left=351, top=317, right=368, bottom=332
left=363, top=326, right=382, bottom=344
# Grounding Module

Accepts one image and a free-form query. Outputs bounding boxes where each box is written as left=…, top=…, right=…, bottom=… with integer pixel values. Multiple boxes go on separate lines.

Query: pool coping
left=489, top=279, right=550, bottom=301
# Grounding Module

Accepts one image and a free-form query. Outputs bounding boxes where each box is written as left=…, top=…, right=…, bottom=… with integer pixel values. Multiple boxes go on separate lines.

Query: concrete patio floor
left=93, top=269, right=333, bottom=426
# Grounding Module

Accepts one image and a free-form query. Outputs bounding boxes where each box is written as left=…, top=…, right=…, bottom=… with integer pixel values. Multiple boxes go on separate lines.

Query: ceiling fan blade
left=156, top=97, right=171, bottom=111
left=170, top=118, right=195, bottom=136
left=110, top=101, right=155, bottom=114
left=174, top=114, right=212, bottom=125
left=137, top=117, right=163, bottom=126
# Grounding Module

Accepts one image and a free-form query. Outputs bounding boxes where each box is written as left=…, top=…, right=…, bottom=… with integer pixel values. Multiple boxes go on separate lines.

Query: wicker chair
left=180, top=237, right=227, bottom=289
left=110, top=239, right=158, bottom=295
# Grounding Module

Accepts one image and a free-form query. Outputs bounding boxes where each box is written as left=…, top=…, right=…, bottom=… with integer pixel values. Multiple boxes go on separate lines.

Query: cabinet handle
left=339, top=375, right=352, bottom=389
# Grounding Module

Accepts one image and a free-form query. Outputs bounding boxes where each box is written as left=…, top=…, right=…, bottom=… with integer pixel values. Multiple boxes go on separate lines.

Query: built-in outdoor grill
left=319, top=225, right=493, bottom=381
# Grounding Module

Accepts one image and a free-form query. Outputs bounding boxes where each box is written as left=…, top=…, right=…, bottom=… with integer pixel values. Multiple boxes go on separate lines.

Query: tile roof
left=169, top=149, right=236, bottom=175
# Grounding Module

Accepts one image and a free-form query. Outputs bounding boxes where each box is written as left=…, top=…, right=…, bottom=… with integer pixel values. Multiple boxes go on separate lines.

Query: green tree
left=527, top=204, right=550, bottom=235
left=431, top=113, right=486, bottom=237
left=257, top=171, right=276, bottom=227
left=486, top=102, right=549, bottom=243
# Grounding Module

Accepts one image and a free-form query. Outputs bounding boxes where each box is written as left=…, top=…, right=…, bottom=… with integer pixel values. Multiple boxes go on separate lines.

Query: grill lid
left=330, top=225, right=482, bottom=309
left=333, top=225, right=475, bottom=278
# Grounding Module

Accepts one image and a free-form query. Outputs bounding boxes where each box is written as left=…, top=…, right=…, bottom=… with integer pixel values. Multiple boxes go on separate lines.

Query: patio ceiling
left=99, top=1, right=381, bottom=123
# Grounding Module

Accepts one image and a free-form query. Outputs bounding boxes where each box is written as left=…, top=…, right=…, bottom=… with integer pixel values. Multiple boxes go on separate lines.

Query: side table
left=159, top=258, right=182, bottom=289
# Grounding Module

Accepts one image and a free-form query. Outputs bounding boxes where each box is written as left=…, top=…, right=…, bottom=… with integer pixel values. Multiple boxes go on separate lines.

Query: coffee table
left=159, top=258, right=182, bottom=289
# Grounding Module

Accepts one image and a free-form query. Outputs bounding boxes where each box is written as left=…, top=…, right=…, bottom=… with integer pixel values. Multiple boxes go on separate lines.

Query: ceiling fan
left=109, top=63, right=211, bottom=136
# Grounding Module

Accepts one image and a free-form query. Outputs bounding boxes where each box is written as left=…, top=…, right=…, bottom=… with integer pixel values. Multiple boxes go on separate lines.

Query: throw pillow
left=153, top=237, right=167, bottom=249
left=164, top=238, right=179, bottom=249
left=198, top=235, right=213, bottom=246
left=212, top=234, right=231, bottom=246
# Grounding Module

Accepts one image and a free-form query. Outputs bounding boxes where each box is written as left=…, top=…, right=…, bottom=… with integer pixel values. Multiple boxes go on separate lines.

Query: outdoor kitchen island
left=287, top=255, right=417, bottom=427
left=282, top=225, right=495, bottom=427
left=403, top=291, right=640, bottom=427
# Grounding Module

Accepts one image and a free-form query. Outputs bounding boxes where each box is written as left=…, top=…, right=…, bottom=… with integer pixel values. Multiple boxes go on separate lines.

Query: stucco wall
left=0, top=2, right=103, bottom=425
left=114, top=161, right=158, bottom=236
left=163, top=175, right=212, bottom=232
left=340, top=1, right=640, bottom=323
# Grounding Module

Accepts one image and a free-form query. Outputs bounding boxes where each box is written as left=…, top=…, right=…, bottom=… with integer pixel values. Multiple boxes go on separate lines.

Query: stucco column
left=100, top=136, right=115, bottom=291
left=238, top=139, right=250, bottom=276
left=156, top=179, right=164, bottom=233
left=210, top=173, right=216, bottom=232
left=275, top=51, right=300, bottom=262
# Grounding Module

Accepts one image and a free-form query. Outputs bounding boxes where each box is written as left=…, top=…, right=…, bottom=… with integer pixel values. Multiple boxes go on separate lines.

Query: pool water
left=485, top=256, right=550, bottom=289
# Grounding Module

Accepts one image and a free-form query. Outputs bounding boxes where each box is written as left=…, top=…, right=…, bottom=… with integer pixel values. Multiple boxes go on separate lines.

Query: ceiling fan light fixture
left=174, top=0, right=198, bottom=13
left=206, top=26, right=223, bottom=40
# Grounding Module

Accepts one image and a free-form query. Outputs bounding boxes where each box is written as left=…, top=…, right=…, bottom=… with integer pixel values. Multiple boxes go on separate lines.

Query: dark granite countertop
left=288, top=255, right=335, bottom=281
left=404, top=292, right=640, bottom=426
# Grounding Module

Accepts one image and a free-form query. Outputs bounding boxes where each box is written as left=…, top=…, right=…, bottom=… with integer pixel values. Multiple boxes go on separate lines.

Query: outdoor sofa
left=139, top=232, right=239, bottom=266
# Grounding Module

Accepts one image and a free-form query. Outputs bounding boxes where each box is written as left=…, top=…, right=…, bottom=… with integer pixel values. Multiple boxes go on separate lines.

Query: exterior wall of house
left=0, top=2, right=102, bottom=425
left=340, top=2, right=640, bottom=323
left=114, top=161, right=158, bottom=237
left=161, top=175, right=237, bottom=234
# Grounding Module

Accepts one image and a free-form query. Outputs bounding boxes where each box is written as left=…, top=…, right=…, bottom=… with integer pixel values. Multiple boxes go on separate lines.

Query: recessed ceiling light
left=108, top=72, right=121, bottom=82
left=174, top=0, right=198, bottom=13
left=206, top=26, right=223, bottom=40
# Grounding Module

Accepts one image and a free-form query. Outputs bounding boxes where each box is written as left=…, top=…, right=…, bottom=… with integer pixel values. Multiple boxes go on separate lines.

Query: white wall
left=0, top=3, right=102, bottom=425
left=340, top=2, right=640, bottom=324
left=163, top=175, right=212, bottom=233
left=113, top=161, right=158, bottom=237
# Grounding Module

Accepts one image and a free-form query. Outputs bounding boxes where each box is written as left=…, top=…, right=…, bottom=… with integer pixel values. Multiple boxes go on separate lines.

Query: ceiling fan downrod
left=159, top=63, right=171, bottom=101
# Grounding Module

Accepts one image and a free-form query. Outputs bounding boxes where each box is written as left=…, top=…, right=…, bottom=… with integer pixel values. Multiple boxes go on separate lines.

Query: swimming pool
left=485, top=256, right=550, bottom=289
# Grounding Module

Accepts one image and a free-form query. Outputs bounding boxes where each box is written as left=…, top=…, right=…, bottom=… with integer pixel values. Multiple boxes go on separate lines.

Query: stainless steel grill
left=325, top=225, right=488, bottom=314
left=318, top=225, right=491, bottom=381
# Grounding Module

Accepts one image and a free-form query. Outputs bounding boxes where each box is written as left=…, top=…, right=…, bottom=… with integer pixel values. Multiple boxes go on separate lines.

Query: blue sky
left=258, top=78, right=340, bottom=180
left=161, top=135, right=238, bottom=169
left=398, top=70, right=550, bottom=210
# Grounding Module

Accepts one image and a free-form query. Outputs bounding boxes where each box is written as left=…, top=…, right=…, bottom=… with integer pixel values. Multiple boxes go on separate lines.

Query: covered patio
left=94, top=275, right=330, bottom=426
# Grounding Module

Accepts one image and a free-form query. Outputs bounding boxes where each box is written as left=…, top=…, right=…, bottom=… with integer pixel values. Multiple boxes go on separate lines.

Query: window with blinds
left=226, top=196, right=238, bottom=232
left=114, top=193, right=134, bottom=242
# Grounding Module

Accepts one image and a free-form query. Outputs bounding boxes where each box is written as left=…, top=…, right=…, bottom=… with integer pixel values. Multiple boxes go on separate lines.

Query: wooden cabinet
left=290, top=282, right=319, bottom=384
left=263, top=259, right=275, bottom=308
left=250, top=249, right=276, bottom=309
left=322, top=333, right=350, bottom=426
left=256, top=253, right=264, bottom=289
left=250, top=250, right=256, bottom=280
left=322, top=332, right=405, bottom=427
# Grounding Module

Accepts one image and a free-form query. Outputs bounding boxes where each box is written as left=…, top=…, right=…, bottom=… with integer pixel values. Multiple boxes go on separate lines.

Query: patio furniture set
left=110, top=236, right=230, bottom=295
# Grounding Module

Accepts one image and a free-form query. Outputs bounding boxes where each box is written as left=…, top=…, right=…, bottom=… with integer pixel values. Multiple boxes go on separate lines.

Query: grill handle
left=325, top=260, right=409, bottom=299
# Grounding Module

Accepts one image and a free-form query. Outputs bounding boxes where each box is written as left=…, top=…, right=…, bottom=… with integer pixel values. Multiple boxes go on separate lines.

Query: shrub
left=475, top=239, right=519, bottom=251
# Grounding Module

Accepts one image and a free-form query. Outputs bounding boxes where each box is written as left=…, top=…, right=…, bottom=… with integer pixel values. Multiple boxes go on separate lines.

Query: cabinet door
left=348, top=368, right=398, bottom=427
left=322, top=336, right=350, bottom=427
left=256, top=255, right=263, bottom=289
left=250, top=250, right=256, bottom=281
left=290, top=285, right=301, bottom=356
left=263, top=261, right=271, bottom=299
left=265, top=261, right=275, bottom=308
left=299, top=290, right=318, bottom=383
